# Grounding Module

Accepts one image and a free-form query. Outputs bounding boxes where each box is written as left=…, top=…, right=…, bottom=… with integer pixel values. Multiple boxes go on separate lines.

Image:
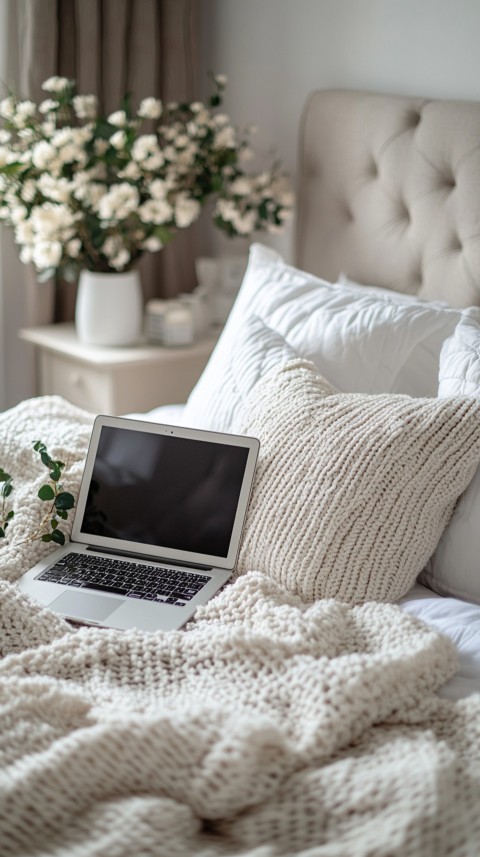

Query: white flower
left=19, top=245, right=34, bottom=264
left=214, top=126, right=236, bottom=149
left=17, top=128, right=35, bottom=140
left=213, top=113, right=230, bottom=127
left=142, top=152, right=165, bottom=170
left=163, top=145, right=177, bottom=161
left=231, top=209, right=257, bottom=235
left=32, top=140, right=57, bottom=170
left=118, top=161, right=141, bottom=180
left=229, top=177, right=252, bottom=196
left=94, top=139, right=109, bottom=156
left=15, top=220, right=34, bottom=244
left=138, top=198, right=172, bottom=225
left=214, top=74, right=228, bottom=88
left=174, top=194, right=200, bottom=228
left=16, top=100, right=36, bottom=118
left=102, top=236, right=121, bottom=258
left=30, top=202, right=76, bottom=239
left=110, top=130, right=127, bottom=150
left=39, top=99, right=59, bottom=114
left=138, top=97, right=162, bottom=119
left=175, top=134, right=189, bottom=148
left=142, top=236, right=163, bottom=251
left=0, top=130, right=11, bottom=143
left=96, top=183, right=140, bottom=221
left=149, top=179, right=168, bottom=199
left=10, top=205, right=27, bottom=225
left=231, top=211, right=257, bottom=235
left=66, top=238, right=82, bottom=258
left=239, top=146, right=254, bottom=163
left=110, top=249, right=130, bottom=270
left=190, top=102, right=203, bottom=113
left=38, top=174, right=72, bottom=203
left=108, top=110, right=128, bottom=127
left=42, top=120, right=56, bottom=136
left=32, top=240, right=63, bottom=270
left=0, top=97, right=15, bottom=119
left=132, top=134, right=158, bottom=162
left=42, top=76, right=71, bottom=93
left=216, top=199, right=237, bottom=222
left=20, top=180, right=37, bottom=203
left=73, top=94, right=97, bottom=119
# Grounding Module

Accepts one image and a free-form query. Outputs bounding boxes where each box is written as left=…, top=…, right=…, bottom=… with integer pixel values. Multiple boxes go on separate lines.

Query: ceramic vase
left=75, top=269, right=143, bottom=346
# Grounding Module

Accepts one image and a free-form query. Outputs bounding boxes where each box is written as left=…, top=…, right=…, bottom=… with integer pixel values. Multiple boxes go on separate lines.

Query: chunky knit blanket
left=1, top=396, right=480, bottom=856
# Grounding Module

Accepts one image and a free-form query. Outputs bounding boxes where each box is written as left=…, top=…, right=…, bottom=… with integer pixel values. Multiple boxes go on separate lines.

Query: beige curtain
left=16, top=0, right=201, bottom=320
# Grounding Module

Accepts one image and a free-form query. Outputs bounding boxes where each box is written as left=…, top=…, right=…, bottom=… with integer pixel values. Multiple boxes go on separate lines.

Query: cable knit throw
left=1, top=395, right=480, bottom=856
left=235, top=360, right=480, bottom=603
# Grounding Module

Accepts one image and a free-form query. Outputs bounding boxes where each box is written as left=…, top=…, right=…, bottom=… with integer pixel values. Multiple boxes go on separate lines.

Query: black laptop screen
left=79, top=426, right=250, bottom=558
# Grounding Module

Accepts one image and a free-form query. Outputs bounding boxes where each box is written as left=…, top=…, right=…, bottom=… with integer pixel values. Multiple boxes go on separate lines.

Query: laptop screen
left=78, top=425, right=250, bottom=559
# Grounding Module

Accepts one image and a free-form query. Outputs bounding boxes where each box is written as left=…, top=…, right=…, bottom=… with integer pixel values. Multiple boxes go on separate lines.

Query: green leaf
left=50, top=466, right=62, bottom=482
left=41, top=533, right=53, bottom=542
left=51, top=518, right=58, bottom=529
left=0, top=469, right=11, bottom=482
left=38, top=484, right=55, bottom=501
left=40, top=451, right=52, bottom=468
left=6, top=510, right=14, bottom=520
left=51, top=529, right=65, bottom=545
left=0, top=527, right=5, bottom=539
left=33, top=441, right=46, bottom=453
left=57, top=509, right=68, bottom=520
left=37, top=268, right=55, bottom=284
left=55, top=491, right=75, bottom=511
left=3, top=482, right=12, bottom=498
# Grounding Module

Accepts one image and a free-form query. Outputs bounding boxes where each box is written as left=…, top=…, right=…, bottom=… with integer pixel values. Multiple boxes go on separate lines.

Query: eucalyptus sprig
left=31, top=441, right=75, bottom=546
left=0, top=467, right=14, bottom=538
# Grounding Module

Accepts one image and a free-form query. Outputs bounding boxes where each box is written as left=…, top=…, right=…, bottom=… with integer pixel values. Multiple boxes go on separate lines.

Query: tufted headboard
left=295, top=89, right=480, bottom=307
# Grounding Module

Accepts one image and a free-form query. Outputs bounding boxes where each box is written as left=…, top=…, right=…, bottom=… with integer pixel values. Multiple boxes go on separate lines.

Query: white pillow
left=234, top=360, right=480, bottom=605
left=337, top=273, right=469, bottom=396
left=183, top=315, right=298, bottom=431
left=184, top=245, right=467, bottom=431
left=421, top=313, right=480, bottom=604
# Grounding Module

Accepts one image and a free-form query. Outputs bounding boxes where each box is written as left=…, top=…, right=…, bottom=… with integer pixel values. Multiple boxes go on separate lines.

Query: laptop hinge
left=86, top=544, right=214, bottom=571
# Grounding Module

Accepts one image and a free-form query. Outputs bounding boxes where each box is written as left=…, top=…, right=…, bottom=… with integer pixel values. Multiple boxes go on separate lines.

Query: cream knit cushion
left=235, top=360, right=480, bottom=604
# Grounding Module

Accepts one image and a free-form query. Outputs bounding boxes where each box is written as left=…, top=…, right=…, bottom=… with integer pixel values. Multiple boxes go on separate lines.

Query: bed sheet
left=399, top=583, right=480, bottom=700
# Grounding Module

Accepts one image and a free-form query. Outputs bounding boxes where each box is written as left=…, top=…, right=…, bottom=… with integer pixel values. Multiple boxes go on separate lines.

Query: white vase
left=75, top=269, right=143, bottom=346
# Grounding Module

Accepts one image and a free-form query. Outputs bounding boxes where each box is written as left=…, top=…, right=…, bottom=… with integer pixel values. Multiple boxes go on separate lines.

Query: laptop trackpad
left=49, top=590, right=123, bottom=623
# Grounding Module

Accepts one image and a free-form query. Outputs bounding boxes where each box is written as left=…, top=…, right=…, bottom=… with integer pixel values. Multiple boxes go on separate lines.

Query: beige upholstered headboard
left=295, top=89, right=480, bottom=307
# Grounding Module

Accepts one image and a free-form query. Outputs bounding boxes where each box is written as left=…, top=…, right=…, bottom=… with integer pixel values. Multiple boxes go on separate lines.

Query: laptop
left=18, top=415, right=259, bottom=632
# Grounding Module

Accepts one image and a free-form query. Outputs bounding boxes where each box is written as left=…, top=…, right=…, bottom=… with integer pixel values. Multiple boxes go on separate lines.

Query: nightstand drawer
left=42, top=354, right=111, bottom=412
left=21, top=323, right=220, bottom=415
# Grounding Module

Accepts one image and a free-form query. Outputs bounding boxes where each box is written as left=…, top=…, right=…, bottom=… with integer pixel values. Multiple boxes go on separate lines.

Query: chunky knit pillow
left=235, top=360, right=480, bottom=604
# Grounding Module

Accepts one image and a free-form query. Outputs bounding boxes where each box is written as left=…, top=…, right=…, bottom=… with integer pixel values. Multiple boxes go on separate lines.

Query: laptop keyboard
left=37, top=553, right=211, bottom=607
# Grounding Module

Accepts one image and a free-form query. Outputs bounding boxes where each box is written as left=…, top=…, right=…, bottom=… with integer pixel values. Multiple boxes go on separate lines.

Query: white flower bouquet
left=0, top=74, right=293, bottom=278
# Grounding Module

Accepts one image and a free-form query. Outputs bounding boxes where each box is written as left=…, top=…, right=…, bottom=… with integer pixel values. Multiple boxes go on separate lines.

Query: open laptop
left=18, top=415, right=259, bottom=632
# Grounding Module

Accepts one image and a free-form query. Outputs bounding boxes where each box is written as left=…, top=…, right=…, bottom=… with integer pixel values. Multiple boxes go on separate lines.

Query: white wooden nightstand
left=20, top=323, right=219, bottom=415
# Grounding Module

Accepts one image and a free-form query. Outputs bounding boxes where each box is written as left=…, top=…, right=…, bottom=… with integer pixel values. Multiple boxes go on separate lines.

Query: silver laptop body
left=18, top=415, right=259, bottom=632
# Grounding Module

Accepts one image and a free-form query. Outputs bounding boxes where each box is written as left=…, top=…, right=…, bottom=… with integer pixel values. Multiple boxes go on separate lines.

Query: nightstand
left=20, top=323, right=219, bottom=415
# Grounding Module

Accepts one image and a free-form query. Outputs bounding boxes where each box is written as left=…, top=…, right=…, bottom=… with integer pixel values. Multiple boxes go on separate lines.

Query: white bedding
left=2, top=396, right=480, bottom=856
left=400, top=584, right=480, bottom=701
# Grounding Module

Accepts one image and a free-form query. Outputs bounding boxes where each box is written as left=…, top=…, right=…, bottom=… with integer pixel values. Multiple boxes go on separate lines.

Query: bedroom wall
left=201, top=0, right=480, bottom=261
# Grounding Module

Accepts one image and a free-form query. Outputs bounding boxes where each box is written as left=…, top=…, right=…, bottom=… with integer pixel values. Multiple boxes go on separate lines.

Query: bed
left=2, top=90, right=480, bottom=855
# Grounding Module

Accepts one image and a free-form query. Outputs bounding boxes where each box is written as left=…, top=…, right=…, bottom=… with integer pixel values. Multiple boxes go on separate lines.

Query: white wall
left=201, top=0, right=480, bottom=260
